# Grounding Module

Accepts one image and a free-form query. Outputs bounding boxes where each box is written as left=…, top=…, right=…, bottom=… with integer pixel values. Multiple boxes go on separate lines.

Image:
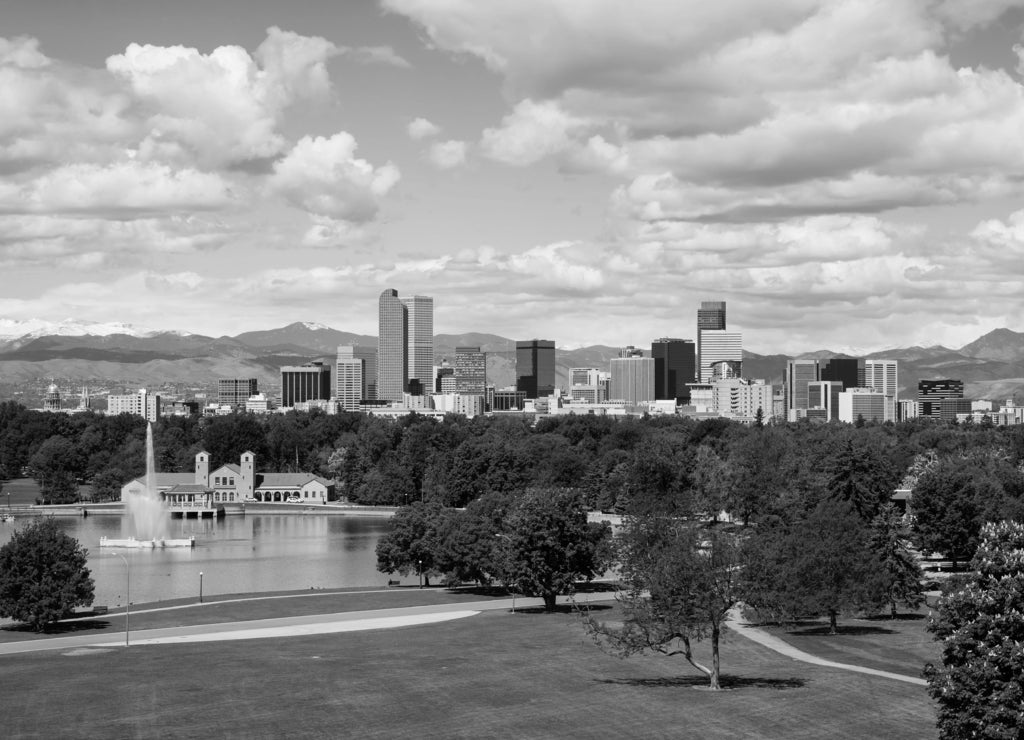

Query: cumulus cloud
left=407, top=117, right=441, bottom=139
left=428, top=139, right=467, bottom=168
left=390, top=0, right=1024, bottom=218
left=0, top=35, right=50, bottom=68
left=270, top=132, right=400, bottom=222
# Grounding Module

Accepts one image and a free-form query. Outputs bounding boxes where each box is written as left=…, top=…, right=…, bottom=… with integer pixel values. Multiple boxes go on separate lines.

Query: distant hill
left=1, top=320, right=1022, bottom=403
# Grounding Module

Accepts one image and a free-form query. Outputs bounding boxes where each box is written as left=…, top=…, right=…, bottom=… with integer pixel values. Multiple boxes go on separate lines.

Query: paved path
left=0, top=593, right=611, bottom=656
left=724, top=607, right=927, bottom=686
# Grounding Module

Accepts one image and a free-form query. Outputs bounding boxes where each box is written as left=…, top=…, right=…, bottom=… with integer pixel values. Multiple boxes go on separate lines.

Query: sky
left=1, top=0, right=1024, bottom=354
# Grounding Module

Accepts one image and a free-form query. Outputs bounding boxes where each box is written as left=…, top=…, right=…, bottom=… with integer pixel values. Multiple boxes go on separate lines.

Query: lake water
left=0, top=515, right=391, bottom=608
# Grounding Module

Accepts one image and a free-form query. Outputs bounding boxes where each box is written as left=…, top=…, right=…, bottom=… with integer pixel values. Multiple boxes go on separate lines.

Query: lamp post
left=418, top=560, right=422, bottom=589
left=496, top=533, right=515, bottom=613
left=199, top=572, right=204, bottom=604
left=108, top=551, right=130, bottom=648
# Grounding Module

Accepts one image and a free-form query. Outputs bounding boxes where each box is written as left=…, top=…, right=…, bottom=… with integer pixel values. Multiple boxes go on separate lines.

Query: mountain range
left=1, top=320, right=1023, bottom=403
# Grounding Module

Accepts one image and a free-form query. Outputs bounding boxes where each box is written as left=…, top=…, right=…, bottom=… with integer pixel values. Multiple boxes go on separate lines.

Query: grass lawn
left=0, top=602, right=937, bottom=740
left=755, top=608, right=941, bottom=678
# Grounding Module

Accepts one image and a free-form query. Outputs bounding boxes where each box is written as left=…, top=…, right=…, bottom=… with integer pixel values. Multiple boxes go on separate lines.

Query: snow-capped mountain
left=0, top=318, right=165, bottom=344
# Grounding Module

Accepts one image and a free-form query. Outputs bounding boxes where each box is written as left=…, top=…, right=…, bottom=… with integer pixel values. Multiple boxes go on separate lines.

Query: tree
left=499, top=488, right=611, bottom=611
left=924, top=520, right=1024, bottom=740
left=0, top=518, right=95, bottom=631
left=869, top=504, right=924, bottom=618
left=29, top=435, right=83, bottom=504
left=375, top=501, right=448, bottom=586
left=582, top=517, right=743, bottom=690
left=826, top=438, right=899, bottom=520
left=912, top=459, right=983, bottom=570
left=743, top=499, right=886, bottom=634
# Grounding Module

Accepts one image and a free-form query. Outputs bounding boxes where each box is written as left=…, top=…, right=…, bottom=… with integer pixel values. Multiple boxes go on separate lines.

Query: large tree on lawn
left=582, top=516, right=743, bottom=690
left=0, top=518, right=95, bottom=631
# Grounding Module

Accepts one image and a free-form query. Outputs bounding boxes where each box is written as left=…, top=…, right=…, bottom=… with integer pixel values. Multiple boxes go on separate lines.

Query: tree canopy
left=0, top=518, right=95, bottom=631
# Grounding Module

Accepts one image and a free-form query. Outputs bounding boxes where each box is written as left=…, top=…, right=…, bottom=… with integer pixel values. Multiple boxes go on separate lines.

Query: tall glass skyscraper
left=516, top=339, right=556, bottom=398
left=377, top=289, right=408, bottom=403
left=401, top=295, right=434, bottom=396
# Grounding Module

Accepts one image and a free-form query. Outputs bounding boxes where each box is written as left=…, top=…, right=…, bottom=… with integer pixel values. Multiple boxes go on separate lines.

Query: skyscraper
left=918, top=378, right=964, bottom=418
left=697, top=300, right=727, bottom=382
left=218, top=378, right=258, bottom=408
left=820, top=358, right=865, bottom=390
left=651, top=338, right=695, bottom=403
left=378, top=289, right=408, bottom=403
left=516, top=339, right=556, bottom=398
left=785, top=359, right=820, bottom=421
left=864, top=360, right=898, bottom=403
left=609, top=355, right=655, bottom=406
left=401, top=295, right=434, bottom=396
left=336, top=345, right=377, bottom=410
left=698, top=330, right=742, bottom=383
left=454, top=346, right=487, bottom=396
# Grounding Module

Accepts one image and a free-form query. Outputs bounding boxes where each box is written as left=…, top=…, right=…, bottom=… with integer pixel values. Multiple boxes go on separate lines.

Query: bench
left=387, top=579, right=401, bottom=587
left=93, top=605, right=108, bottom=615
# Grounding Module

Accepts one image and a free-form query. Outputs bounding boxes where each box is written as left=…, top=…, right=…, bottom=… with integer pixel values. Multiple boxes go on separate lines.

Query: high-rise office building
left=838, top=388, right=894, bottom=423
left=454, top=346, right=487, bottom=396
left=865, top=360, right=898, bottom=403
left=401, top=295, right=434, bottom=396
left=651, top=338, right=696, bottom=403
left=697, top=300, right=727, bottom=382
left=218, top=378, right=258, bottom=408
left=807, top=380, right=843, bottom=421
left=516, top=339, right=556, bottom=398
left=821, top=358, right=865, bottom=390
left=609, top=356, right=656, bottom=406
left=785, top=359, right=820, bottom=421
left=698, top=330, right=742, bottom=383
left=280, top=362, right=332, bottom=408
left=378, top=289, right=408, bottom=403
left=336, top=345, right=377, bottom=410
left=108, top=389, right=161, bottom=422
left=918, top=378, right=964, bottom=418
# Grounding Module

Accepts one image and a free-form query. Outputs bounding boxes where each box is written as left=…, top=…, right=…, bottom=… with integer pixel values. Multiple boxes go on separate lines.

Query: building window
left=229, top=478, right=234, bottom=485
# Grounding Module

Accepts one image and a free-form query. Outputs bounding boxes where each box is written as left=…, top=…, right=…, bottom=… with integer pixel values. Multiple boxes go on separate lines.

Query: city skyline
left=2, top=3, right=1024, bottom=354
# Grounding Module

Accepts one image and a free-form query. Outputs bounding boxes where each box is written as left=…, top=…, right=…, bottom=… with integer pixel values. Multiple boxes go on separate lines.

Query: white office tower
left=337, top=345, right=377, bottom=410
left=698, top=330, right=742, bottom=383
left=712, top=378, right=773, bottom=422
left=401, top=295, right=434, bottom=395
left=838, top=388, right=895, bottom=424
left=807, top=380, right=843, bottom=421
left=864, top=360, right=898, bottom=403
left=609, top=356, right=655, bottom=406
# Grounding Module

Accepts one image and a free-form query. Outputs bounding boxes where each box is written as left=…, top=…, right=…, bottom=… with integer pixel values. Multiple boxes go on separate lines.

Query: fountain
left=100, top=423, right=195, bottom=549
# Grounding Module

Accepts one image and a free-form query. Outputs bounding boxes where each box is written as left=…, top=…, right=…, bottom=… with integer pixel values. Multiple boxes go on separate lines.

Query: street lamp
left=495, top=533, right=515, bottom=613
left=418, top=560, right=422, bottom=589
left=108, top=551, right=130, bottom=648
left=199, top=572, right=204, bottom=604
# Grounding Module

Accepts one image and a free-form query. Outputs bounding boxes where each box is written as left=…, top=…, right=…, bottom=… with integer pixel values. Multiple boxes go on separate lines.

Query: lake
left=0, top=514, right=392, bottom=608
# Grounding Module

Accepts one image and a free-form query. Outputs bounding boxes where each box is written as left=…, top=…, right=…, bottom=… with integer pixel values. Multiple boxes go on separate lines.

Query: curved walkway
left=0, top=593, right=610, bottom=656
left=724, top=607, right=927, bottom=686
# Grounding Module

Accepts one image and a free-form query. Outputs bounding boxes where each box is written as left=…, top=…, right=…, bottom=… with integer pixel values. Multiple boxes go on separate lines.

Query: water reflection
left=0, top=515, right=390, bottom=608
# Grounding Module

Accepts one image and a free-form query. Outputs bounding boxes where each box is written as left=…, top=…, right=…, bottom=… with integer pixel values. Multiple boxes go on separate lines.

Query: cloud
left=105, top=26, right=339, bottom=167
left=428, top=139, right=467, bottom=168
left=269, top=132, right=400, bottom=222
left=390, top=1, right=1024, bottom=218
left=0, top=35, right=50, bottom=68
left=480, top=99, right=588, bottom=165
left=343, top=45, right=411, bottom=68
left=407, top=117, right=441, bottom=139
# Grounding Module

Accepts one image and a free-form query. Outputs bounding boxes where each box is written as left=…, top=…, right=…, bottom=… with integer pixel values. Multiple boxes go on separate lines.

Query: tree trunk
left=543, top=591, right=557, bottom=612
left=709, top=624, right=721, bottom=690
left=829, top=610, right=838, bottom=635
left=890, top=599, right=898, bottom=619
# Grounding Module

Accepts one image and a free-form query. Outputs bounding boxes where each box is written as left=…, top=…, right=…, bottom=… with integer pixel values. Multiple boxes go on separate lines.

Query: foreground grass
left=1, top=602, right=935, bottom=739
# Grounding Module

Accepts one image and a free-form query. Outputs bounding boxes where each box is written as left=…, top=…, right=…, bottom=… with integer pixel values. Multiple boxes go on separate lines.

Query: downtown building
left=336, top=345, right=377, bottom=412
left=609, top=353, right=656, bottom=407
left=698, top=330, right=742, bottom=383
left=785, top=359, right=820, bottom=421
left=454, top=346, right=487, bottom=396
left=918, top=378, right=964, bottom=419
left=280, top=362, right=332, bottom=408
left=865, top=360, right=899, bottom=403
left=516, top=339, right=556, bottom=399
left=652, top=337, right=696, bottom=403
left=377, top=289, right=434, bottom=403
left=218, top=378, right=258, bottom=409
left=838, top=388, right=894, bottom=423
left=108, top=388, right=161, bottom=423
